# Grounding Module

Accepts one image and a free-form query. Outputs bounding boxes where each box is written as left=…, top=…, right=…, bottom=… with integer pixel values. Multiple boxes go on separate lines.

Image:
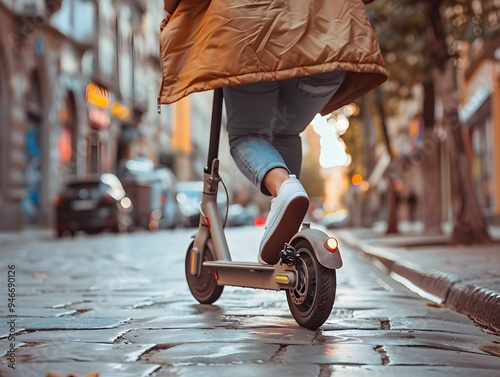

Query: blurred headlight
left=121, top=197, right=132, bottom=209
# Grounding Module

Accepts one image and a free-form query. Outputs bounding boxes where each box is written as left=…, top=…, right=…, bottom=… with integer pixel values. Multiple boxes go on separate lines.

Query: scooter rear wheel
left=286, top=239, right=337, bottom=330
left=185, top=239, right=224, bottom=304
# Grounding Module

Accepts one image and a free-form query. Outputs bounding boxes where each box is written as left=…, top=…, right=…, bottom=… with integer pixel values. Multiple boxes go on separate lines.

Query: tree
left=420, top=80, right=443, bottom=235
left=379, top=98, right=404, bottom=234
left=367, top=0, right=441, bottom=234
left=367, top=0, right=497, bottom=243
left=423, top=0, right=493, bottom=243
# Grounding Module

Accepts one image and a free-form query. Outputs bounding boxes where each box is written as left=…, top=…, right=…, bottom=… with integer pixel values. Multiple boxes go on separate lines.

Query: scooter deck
left=204, top=261, right=275, bottom=270
left=204, top=260, right=296, bottom=290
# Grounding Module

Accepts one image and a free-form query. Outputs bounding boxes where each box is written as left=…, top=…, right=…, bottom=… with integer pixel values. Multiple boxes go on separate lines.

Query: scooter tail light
left=213, top=270, right=219, bottom=281
left=325, top=237, right=339, bottom=252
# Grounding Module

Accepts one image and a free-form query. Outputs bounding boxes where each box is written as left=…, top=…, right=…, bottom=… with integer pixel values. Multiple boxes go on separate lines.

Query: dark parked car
left=226, top=203, right=260, bottom=227
left=54, top=173, right=133, bottom=237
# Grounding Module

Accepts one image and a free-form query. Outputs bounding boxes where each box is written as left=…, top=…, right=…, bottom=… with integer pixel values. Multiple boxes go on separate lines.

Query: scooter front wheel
left=185, top=239, right=224, bottom=304
left=286, top=239, right=337, bottom=330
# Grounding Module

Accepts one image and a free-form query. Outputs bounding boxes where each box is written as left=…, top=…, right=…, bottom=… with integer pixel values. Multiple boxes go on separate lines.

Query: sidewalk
left=335, top=224, right=500, bottom=335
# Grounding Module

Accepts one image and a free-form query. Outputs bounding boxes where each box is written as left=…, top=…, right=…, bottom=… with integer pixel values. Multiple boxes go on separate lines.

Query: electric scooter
left=184, top=88, right=343, bottom=330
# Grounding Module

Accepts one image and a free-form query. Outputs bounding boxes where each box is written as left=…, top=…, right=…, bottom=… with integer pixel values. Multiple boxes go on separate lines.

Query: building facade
left=459, top=38, right=500, bottom=224
left=0, top=0, right=176, bottom=231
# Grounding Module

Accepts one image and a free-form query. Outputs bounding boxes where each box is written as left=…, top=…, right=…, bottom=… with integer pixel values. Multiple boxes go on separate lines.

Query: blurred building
left=0, top=0, right=191, bottom=231
left=459, top=38, right=500, bottom=224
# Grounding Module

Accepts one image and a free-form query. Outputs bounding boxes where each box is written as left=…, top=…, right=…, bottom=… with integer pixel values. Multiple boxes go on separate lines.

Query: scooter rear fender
left=290, top=224, right=343, bottom=270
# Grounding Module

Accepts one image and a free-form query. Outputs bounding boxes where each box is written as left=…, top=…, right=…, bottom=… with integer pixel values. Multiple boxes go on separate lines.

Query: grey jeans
left=223, top=71, right=346, bottom=196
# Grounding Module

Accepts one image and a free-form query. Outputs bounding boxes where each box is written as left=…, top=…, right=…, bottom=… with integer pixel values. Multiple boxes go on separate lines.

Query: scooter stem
left=205, top=88, right=224, bottom=174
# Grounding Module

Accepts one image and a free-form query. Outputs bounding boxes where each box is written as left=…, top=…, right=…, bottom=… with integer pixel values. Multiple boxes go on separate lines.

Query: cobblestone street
left=1, top=227, right=499, bottom=376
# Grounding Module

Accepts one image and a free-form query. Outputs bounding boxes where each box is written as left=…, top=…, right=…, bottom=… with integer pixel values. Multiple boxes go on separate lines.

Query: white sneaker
left=259, top=175, right=309, bottom=264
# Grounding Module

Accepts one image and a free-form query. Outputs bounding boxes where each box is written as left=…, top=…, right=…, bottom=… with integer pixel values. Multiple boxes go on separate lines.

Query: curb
left=446, top=281, right=500, bottom=334
left=336, top=230, right=500, bottom=335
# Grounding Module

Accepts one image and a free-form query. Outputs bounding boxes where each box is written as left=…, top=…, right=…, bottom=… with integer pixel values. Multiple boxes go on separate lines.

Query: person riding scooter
left=158, top=0, right=387, bottom=264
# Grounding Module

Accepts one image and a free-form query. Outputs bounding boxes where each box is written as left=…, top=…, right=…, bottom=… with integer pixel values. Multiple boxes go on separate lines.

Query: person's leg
left=223, top=72, right=345, bottom=264
left=224, top=82, right=308, bottom=264
left=224, top=71, right=345, bottom=195
left=256, top=72, right=347, bottom=263
left=263, top=167, right=290, bottom=197
left=271, top=71, right=347, bottom=177
left=223, top=82, right=289, bottom=197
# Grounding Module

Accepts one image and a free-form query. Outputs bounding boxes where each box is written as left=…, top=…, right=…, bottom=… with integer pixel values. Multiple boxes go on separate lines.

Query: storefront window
left=57, top=92, right=78, bottom=180
left=23, top=73, right=43, bottom=223
left=471, top=117, right=495, bottom=217
left=0, top=67, right=3, bottom=183
left=98, top=0, right=118, bottom=82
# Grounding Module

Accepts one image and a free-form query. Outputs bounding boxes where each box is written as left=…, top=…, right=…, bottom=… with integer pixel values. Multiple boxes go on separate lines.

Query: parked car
left=119, top=158, right=181, bottom=230
left=53, top=173, right=133, bottom=237
left=175, top=181, right=228, bottom=227
left=319, top=208, right=350, bottom=229
left=226, top=203, right=260, bottom=227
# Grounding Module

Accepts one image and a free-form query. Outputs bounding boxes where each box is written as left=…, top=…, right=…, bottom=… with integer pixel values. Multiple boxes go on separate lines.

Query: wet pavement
left=336, top=225, right=500, bottom=334
left=0, top=226, right=499, bottom=376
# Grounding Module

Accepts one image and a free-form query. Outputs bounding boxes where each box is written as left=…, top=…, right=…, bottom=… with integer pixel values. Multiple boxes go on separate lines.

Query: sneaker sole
left=260, top=196, right=309, bottom=264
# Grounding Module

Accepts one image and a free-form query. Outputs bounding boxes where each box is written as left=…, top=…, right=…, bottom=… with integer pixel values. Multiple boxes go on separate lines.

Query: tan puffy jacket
left=159, top=0, right=387, bottom=115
